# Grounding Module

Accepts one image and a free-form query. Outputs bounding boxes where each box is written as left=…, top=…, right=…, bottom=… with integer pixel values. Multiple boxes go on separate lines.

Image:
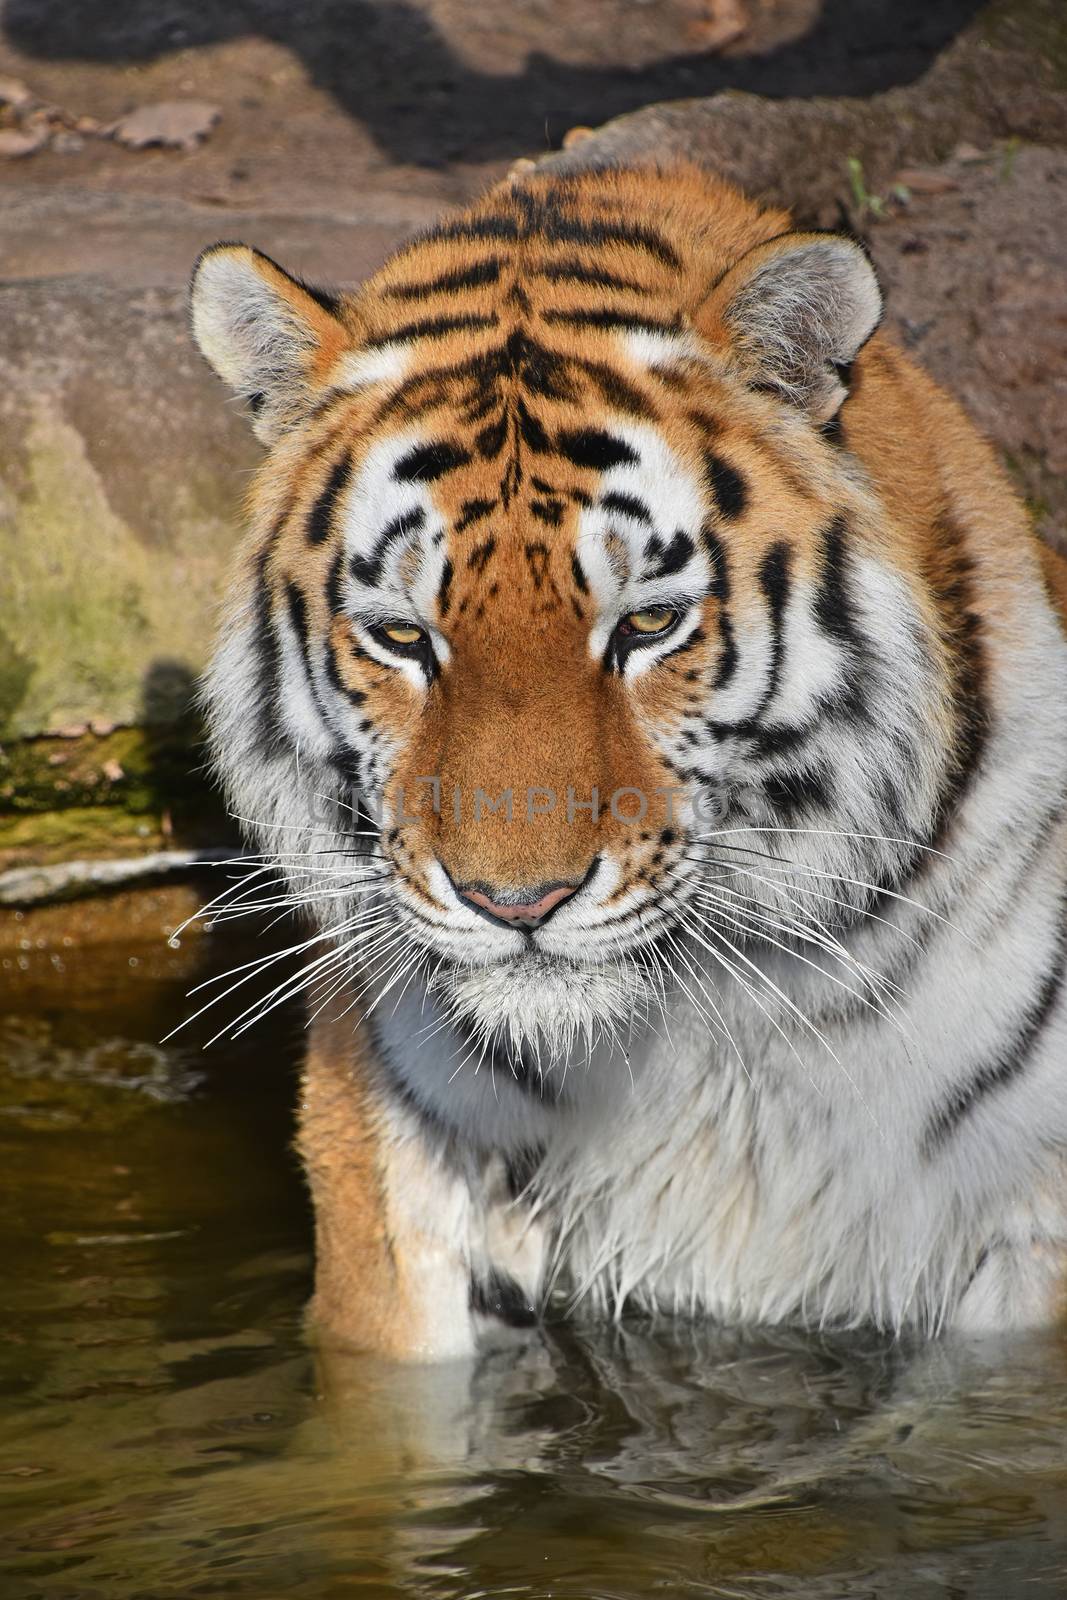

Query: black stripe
left=467, top=537, right=496, bottom=574
left=756, top=542, right=792, bottom=710
left=601, top=490, right=652, bottom=525
left=291, top=276, right=341, bottom=317
left=706, top=452, right=748, bottom=520
left=922, top=898, right=1067, bottom=1156
left=542, top=307, right=680, bottom=336
left=713, top=610, right=739, bottom=690
left=705, top=543, right=792, bottom=740
left=706, top=716, right=812, bottom=758
left=704, top=528, right=730, bottom=603
left=437, top=557, right=454, bottom=619
left=427, top=196, right=679, bottom=269
left=285, top=578, right=309, bottom=646
left=532, top=261, right=648, bottom=292
left=505, top=1148, right=543, bottom=1200
left=504, top=329, right=576, bottom=402
left=385, top=258, right=502, bottom=299
left=814, top=516, right=862, bottom=645
left=285, top=577, right=332, bottom=727
left=809, top=518, right=880, bottom=739
left=280, top=577, right=362, bottom=773
left=324, top=632, right=367, bottom=708
left=581, top=359, right=657, bottom=419
left=365, top=312, right=498, bottom=349
left=306, top=455, right=352, bottom=545
left=525, top=542, right=550, bottom=589
left=654, top=624, right=706, bottom=668
left=325, top=551, right=344, bottom=616
left=393, top=441, right=471, bottom=482
left=530, top=498, right=564, bottom=526
left=475, top=415, right=508, bottom=460
left=349, top=506, right=425, bottom=586
left=645, top=529, right=695, bottom=581
left=251, top=545, right=285, bottom=755
left=450, top=1008, right=564, bottom=1106
left=557, top=428, right=638, bottom=472
left=703, top=527, right=737, bottom=688
left=570, top=553, right=589, bottom=595
left=762, top=764, right=832, bottom=823
left=470, top=1270, right=537, bottom=1328
left=539, top=215, right=680, bottom=269
left=516, top=399, right=552, bottom=453
left=423, top=215, right=522, bottom=246
left=928, top=523, right=989, bottom=841
left=455, top=497, right=496, bottom=533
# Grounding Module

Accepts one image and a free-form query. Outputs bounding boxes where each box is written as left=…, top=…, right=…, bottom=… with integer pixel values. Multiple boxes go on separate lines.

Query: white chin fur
left=431, top=952, right=649, bottom=1064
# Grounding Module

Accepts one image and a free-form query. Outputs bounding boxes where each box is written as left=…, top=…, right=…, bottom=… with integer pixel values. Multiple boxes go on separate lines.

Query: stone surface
left=0, top=186, right=447, bottom=749
left=870, top=145, right=1067, bottom=555
left=0, top=279, right=253, bottom=740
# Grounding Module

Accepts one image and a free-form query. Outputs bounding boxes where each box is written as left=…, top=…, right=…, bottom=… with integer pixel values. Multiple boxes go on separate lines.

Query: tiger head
left=191, top=168, right=957, bottom=1082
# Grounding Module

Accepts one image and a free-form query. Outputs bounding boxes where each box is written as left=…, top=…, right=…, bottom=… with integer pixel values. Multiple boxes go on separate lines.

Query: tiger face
left=191, top=168, right=952, bottom=1080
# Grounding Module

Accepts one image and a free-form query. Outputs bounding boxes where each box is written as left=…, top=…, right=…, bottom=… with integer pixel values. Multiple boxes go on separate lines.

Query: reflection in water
left=2, top=933, right=1067, bottom=1597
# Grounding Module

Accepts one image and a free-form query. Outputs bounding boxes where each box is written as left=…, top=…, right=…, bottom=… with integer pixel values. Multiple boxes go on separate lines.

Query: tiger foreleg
left=297, top=1003, right=547, bottom=1359
left=297, top=1006, right=480, bottom=1360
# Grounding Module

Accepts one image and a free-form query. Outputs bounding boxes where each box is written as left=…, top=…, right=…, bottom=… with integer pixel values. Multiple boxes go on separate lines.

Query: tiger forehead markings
left=191, top=165, right=1067, bottom=1360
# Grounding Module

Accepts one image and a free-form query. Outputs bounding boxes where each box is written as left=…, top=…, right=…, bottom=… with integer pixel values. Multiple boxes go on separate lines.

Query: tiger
left=189, top=163, right=1067, bottom=1360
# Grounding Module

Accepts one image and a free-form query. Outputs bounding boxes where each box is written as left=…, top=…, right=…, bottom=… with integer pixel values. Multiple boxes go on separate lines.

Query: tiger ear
left=694, top=232, right=882, bottom=424
left=190, top=243, right=354, bottom=442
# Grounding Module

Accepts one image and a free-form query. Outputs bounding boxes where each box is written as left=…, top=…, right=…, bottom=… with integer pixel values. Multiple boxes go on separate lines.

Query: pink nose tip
left=461, top=882, right=576, bottom=928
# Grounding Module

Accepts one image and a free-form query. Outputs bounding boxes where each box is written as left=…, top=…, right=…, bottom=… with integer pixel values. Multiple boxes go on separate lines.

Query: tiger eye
left=626, top=607, right=677, bottom=635
left=382, top=623, right=425, bottom=646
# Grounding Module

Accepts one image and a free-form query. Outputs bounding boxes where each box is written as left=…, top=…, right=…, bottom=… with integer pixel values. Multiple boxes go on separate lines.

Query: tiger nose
left=458, top=880, right=577, bottom=930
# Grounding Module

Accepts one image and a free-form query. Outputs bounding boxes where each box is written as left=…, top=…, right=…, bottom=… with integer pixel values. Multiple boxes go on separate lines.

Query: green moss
left=0, top=622, right=34, bottom=737
left=0, top=404, right=222, bottom=738
left=0, top=721, right=235, bottom=868
left=0, top=805, right=162, bottom=862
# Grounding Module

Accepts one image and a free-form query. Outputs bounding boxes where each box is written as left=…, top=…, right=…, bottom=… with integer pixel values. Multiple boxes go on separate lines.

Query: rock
left=0, top=126, right=46, bottom=157
left=682, top=0, right=748, bottom=53
left=0, top=76, right=34, bottom=110
left=0, top=276, right=257, bottom=741
left=539, top=3, right=1067, bottom=222
left=0, top=182, right=438, bottom=767
left=893, top=168, right=960, bottom=194
left=872, top=146, right=1067, bottom=552
left=111, top=101, right=221, bottom=152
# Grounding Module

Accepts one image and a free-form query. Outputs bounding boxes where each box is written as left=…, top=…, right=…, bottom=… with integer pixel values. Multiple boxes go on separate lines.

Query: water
left=3, top=917, right=1067, bottom=1599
